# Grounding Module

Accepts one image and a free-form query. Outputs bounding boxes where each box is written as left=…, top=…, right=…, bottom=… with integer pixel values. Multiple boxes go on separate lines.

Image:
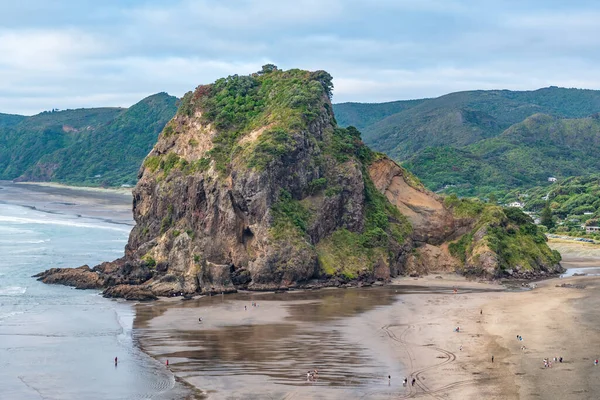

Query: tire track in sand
left=382, top=324, right=485, bottom=399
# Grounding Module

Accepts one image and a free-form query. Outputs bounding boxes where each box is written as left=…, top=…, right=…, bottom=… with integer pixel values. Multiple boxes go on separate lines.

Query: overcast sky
left=3, top=0, right=600, bottom=115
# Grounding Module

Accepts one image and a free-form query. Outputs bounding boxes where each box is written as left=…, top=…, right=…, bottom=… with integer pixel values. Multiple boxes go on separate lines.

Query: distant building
left=508, top=202, right=524, bottom=208
left=584, top=212, right=594, bottom=215
left=586, top=226, right=600, bottom=234
left=548, top=177, right=557, bottom=182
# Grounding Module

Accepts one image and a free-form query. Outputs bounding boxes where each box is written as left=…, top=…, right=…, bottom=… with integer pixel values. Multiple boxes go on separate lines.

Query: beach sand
left=133, top=240, right=600, bottom=399
left=0, top=180, right=133, bottom=225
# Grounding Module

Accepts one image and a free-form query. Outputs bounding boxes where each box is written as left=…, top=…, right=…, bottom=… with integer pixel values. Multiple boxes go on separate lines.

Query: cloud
left=0, top=29, right=106, bottom=72
left=3, top=1, right=600, bottom=114
left=128, top=0, right=344, bottom=31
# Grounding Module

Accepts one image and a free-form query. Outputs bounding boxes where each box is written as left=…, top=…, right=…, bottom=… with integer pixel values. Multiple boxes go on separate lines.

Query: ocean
left=0, top=183, right=189, bottom=399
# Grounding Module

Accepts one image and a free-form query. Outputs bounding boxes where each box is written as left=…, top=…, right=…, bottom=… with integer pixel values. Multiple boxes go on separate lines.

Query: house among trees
left=548, top=177, right=557, bottom=182
left=586, top=226, right=600, bottom=234
left=508, top=201, right=524, bottom=208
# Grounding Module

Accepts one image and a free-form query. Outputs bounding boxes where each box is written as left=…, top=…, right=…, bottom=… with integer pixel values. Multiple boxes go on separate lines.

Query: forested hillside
left=0, top=113, right=26, bottom=128
left=333, top=87, right=600, bottom=196
left=0, top=93, right=177, bottom=186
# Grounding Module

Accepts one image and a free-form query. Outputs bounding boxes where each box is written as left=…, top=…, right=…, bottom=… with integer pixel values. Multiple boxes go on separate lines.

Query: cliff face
left=36, top=68, right=563, bottom=298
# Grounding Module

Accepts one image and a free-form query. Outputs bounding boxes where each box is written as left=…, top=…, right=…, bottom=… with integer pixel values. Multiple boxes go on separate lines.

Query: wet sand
left=134, top=241, right=600, bottom=399
left=0, top=180, right=133, bottom=225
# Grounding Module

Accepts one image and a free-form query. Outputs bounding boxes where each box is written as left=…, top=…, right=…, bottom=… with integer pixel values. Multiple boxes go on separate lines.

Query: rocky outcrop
left=368, top=158, right=470, bottom=244
left=405, top=244, right=460, bottom=276
left=33, top=265, right=104, bottom=289
left=35, top=67, right=563, bottom=298
left=102, top=285, right=157, bottom=301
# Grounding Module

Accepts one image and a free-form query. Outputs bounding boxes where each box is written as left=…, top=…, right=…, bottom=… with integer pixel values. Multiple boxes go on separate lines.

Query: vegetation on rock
left=35, top=68, right=564, bottom=298
left=445, top=197, right=561, bottom=277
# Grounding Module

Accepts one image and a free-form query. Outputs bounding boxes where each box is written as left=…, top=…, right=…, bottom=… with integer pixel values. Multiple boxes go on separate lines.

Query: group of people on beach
left=306, top=369, right=318, bottom=381
left=401, top=377, right=416, bottom=387
left=543, top=357, right=563, bottom=368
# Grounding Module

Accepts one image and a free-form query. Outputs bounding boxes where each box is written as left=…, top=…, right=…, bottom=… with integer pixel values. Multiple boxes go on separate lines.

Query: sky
left=2, top=0, right=600, bottom=115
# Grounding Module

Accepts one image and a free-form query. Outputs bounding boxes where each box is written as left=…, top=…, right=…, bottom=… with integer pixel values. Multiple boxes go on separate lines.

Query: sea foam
left=0, top=286, right=27, bottom=296
left=0, top=215, right=130, bottom=232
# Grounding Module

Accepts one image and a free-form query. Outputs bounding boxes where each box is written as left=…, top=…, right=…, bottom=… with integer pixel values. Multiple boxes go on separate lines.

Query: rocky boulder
left=33, top=265, right=105, bottom=289
left=102, top=285, right=157, bottom=301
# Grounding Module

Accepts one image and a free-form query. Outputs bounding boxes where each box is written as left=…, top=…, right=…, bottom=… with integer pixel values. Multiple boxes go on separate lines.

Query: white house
left=586, top=226, right=600, bottom=234
left=508, top=201, right=524, bottom=208
left=548, top=177, right=557, bottom=182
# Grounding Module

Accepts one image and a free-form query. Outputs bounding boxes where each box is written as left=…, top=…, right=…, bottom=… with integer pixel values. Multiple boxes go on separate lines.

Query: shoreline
left=14, top=180, right=133, bottom=195
left=0, top=180, right=134, bottom=226
left=132, top=248, right=600, bottom=399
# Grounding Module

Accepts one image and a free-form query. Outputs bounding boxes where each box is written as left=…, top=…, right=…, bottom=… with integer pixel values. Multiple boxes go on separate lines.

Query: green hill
left=333, top=87, right=600, bottom=196
left=0, top=113, right=26, bottom=128
left=333, top=99, right=425, bottom=131
left=0, top=93, right=177, bottom=186
left=406, top=114, right=600, bottom=196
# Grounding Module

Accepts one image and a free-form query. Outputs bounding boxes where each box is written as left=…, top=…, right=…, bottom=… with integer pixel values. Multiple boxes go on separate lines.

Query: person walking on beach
left=388, top=375, right=391, bottom=385
left=411, top=378, right=416, bottom=386
left=403, top=377, right=407, bottom=386
left=114, top=357, right=118, bottom=366
left=491, top=355, right=494, bottom=363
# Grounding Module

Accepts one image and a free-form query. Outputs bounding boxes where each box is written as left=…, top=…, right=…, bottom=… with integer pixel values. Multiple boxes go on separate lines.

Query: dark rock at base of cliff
left=95, top=258, right=154, bottom=286
left=33, top=265, right=105, bottom=289
left=102, top=285, right=158, bottom=301
left=500, top=264, right=565, bottom=280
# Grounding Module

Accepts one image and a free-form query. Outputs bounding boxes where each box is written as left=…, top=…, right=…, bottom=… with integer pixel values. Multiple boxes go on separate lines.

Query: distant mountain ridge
left=0, top=113, right=26, bottom=128
left=0, top=93, right=177, bottom=186
left=333, top=87, right=600, bottom=196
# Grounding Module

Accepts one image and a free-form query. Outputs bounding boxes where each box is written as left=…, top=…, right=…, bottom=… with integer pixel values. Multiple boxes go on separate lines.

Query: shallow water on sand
left=0, top=183, right=191, bottom=400
left=135, top=286, right=490, bottom=399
